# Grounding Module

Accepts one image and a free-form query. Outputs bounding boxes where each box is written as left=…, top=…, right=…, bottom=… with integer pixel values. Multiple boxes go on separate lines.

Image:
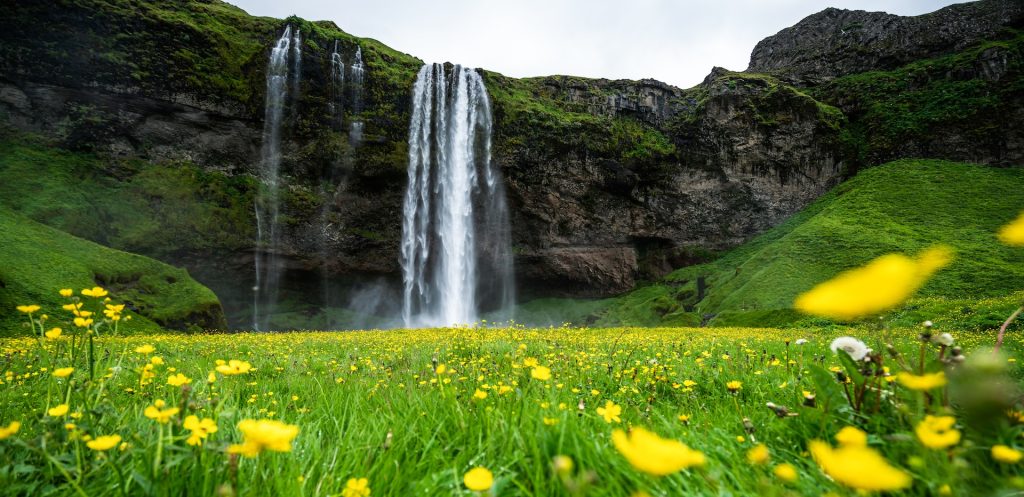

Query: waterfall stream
left=400, top=63, right=514, bottom=327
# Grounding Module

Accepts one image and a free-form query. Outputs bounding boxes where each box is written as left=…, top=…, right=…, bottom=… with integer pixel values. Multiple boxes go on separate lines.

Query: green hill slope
left=0, top=208, right=227, bottom=335
left=575, top=159, right=1024, bottom=329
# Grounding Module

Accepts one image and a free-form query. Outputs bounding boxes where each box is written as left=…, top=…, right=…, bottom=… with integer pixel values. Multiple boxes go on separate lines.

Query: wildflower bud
left=802, top=394, right=817, bottom=408
left=950, top=346, right=963, bottom=357
left=383, top=430, right=393, bottom=450
left=835, top=371, right=847, bottom=383
left=216, top=484, right=236, bottom=497
left=766, top=402, right=797, bottom=418
left=742, top=417, right=755, bottom=434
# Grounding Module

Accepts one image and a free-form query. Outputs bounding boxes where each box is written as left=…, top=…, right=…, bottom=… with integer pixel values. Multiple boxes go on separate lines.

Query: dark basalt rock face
left=748, top=0, right=1024, bottom=84
left=0, top=0, right=1019, bottom=327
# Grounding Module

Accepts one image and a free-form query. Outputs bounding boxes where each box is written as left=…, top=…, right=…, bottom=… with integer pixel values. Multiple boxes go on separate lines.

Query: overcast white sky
left=228, top=0, right=963, bottom=88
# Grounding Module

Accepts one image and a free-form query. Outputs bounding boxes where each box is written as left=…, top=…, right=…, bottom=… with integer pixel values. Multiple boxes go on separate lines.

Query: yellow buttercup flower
left=0, top=421, right=21, bottom=440
left=73, top=317, right=93, bottom=328
left=45, top=328, right=62, bottom=339
left=915, top=415, right=960, bottom=449
left=16, top=305, right=40, bottom=314
left=808, top=439, right=910, bottom=491
left=612, top=427, right=706, bottom=476
left=596, top=400, right=622, bottom=423
left=227, top=419, right=299, bottom=457
left=216, top=359, right=252, bottom=375
left=794, top=246, right=951, bottom=320
left=341, top=477, right=371, bottom=497
left=998, top=211, right=1024, bottom=246
left=183, top=415, right=218, bottom=446
left=773, top=463, right=798, bottom=482
left=747, top=444, right=770, bottom=464
left=53, top=367, right=74, bottom=378
left=531, top=365, right=551, bottom=381
left=463, top=467, right=493, bottom=492
left=168, top=373, right=192, bottom=387
left=135, top=344, right=156, bottom=354
left=726, top=380, right=742, bottom=393
left=834, top=426, right=868, bottom=447
left=992, top=445, right=1022, bottom=463
left=59, top=288, right=73, bottom=297
left=86, top=434, right=121, bottom=451
left=897, top=371, right=947, bottom=390
left=48, top=404, right=70, bottom=417
left=144, top=403, right=180, bottom=424
left=473, top=389, right=487, bottom=400
left=81, top=286, right=108, bottom=298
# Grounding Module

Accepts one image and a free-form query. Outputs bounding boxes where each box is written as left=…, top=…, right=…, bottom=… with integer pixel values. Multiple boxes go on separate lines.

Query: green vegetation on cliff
left=564, top=159, right=1024, bottom=330
left=0, top=207, right=225, bottom=335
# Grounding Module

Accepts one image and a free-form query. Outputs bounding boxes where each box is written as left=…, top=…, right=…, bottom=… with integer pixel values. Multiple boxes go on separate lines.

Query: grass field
left=1, top=320, right=1022, bottom=496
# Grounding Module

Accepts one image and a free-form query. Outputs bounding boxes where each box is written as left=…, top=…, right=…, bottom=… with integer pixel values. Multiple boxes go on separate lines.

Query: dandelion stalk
left=993, top=305, right=1021, bottom=354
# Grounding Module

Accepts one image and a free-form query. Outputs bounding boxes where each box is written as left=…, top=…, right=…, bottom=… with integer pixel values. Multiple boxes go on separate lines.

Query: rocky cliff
left=0, top=0, right=1018, bottom=328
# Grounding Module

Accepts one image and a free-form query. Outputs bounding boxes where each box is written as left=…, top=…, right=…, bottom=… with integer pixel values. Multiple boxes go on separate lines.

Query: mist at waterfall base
left=246, top=27, right=513, bottom=331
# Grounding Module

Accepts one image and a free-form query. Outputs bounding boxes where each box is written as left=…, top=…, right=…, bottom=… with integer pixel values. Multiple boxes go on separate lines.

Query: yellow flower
left=183, top=415, right=218, bottom=446
left=341, top=477, right=370, bottom=497
left=794, top=246, right=951, bottom=320
left=208, top=371, right=217, bottom=383
left=747, top=444, right=770, bottom=464
left=834, top=426, right=868, bottom=447
left=998, top=211, right=1024, bottom=246
left=216, top=359, right=252, bottom=375
left=808, top=439, right=910, bottom=491
left=0, top=421, right=21, bottom=440
left=726, top=380, right=742, bottom=393
left=227, top=419, right=299, bottom=457
left=16, top=305, right=40, bottom=313
left=773, top=463, right=798, bottom=482
left=135, top=344, right=155, bottom=354
left=463, top=467, right=493, bottom=492
left=45, top=328, right=62, bottom=339
left=53, top=367, right=74, bottom=378
left=73, top=317, right=93, bottom=328
left=81, top=286, right=108, bottom=298
left=678, top=414, right=691, bottom=424
left=596, top=400, right=622, bottom=423
left=435, top=364, right=446, bottom=374
left=144, top=403, right=180, bottom=424
left=59, top=288, right=74, bottom=297
left=523, top=357, right=539, bottom=367
left=150, top=356, right=164, bottom=366
left=612, top=427, right=706, bottom=476
left=915, top=415, right=960, bottom=449
left=552, top=455, right=574, bottom=475
left=473, top=389, right=488, bottom=400
left=531, top=365, right=552, bottom=381
left=897, top=371, right=947, bottom=390
left=168, top=373, right=192, bottom=387
left=47, top=404, right=70, bottom=417
left=992, top=445, right=1022, bottom=463
left=86, top=434, right=121, bottom=451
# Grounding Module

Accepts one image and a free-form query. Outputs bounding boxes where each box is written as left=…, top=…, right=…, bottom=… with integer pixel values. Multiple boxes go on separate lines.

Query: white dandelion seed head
left=933, top=332, right=954, bottom=347
left=829, top=336, right=871, bottom=361
left=795, top=339, right=808, bottom=345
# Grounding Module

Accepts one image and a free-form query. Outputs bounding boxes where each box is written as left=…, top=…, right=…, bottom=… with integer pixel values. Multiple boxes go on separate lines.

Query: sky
left=227, top=0, right=964, bottom=88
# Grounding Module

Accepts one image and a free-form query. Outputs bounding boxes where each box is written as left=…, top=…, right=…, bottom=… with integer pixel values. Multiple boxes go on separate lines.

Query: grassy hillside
left=536, top=159, right=1024, bottom=330
left=0, top=207, right=226, bottom=335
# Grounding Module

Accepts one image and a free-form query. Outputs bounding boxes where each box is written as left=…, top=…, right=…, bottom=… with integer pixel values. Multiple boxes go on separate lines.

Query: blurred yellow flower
left=596, top=400, right=622, bottom=423
left=184, top=415, right=218, bottom=446
left=0, top=421, right=21, bottom=440
left=834, top=426, right=868, bottom=447
left=773, top=463, right=798, bottom=482
left=216, top=359, right=252, bottom=375
left=227, top=419, right=299, bottom=457
left=809, top=439, right=910, bottom=491
left=794, top=246, right=951, bottom=320
left=531, top=365, right=551, bottom=381
left=47, top=404, right=69, bottom=417
left=897, top=371, right=947, bottom=390
left=59, top=288, right=73, bottom=297
left=45, top=328, right=62, bottom=339
left=726, top=380, right=742, bottom=393
left=168, top=373, right=192, bottom=387
left=998, top=211, right=1024, bottom=246
left=135, top=344, right=155, bottom=354
left=73, top=317, right=93, bottom=328
left=16, top=305, right=40, bottom=313
left=747, top=444, right=770, bottom=464
left=341, top=477, right=371, bottom=497
left=552, top=455, right=573, bottom=475
left=87, top=434, right=121, bottom=451
left=612, top=427, right=705, bottom=475
left=463, top=467, right=493, bottom=491
left=144, top=403, right=180, bottom=423
left=81, top=287, right=108, bottom=298
left=53, top=367, right=74, bottom=378
left=915, top=416, right=960, bottom=449
left=992, top=445, right=1022, bottom=463
left=473, top=389, right=487, bottom=400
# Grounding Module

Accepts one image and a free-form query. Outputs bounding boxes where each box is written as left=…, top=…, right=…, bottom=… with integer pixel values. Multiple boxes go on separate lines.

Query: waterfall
left=329, top=40, right=345, bottom=125
left=253, top=25, right=301, bottom=331
left=400, top=63, right=514, bottom=327
left=349, top=46, right=365, bottom=144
